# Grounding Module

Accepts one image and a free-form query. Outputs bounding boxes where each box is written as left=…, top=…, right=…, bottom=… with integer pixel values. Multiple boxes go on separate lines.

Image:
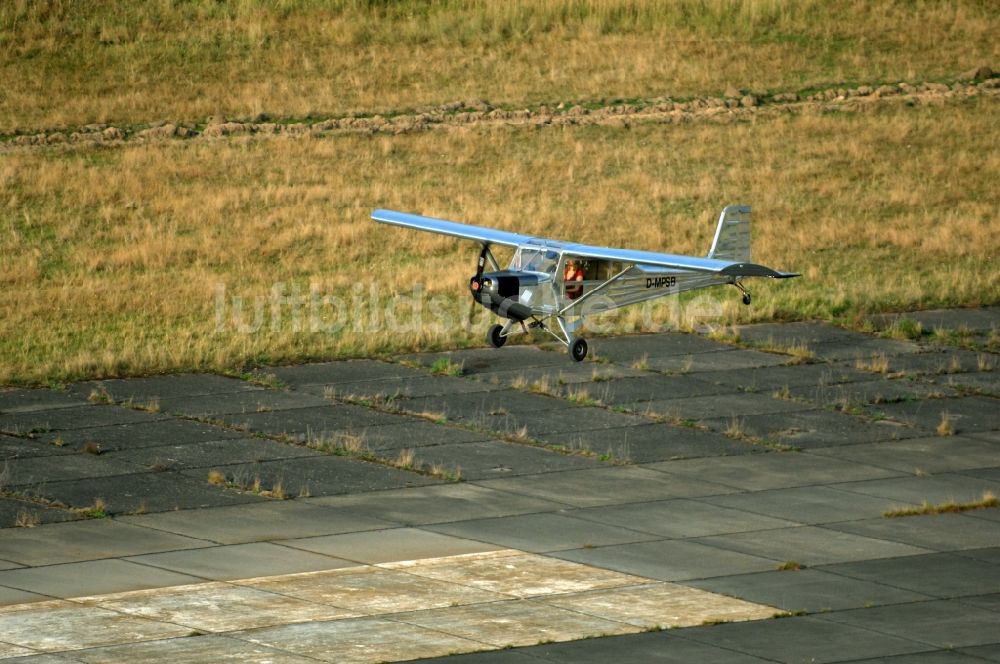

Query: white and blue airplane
left=372, top=206, right=797, bottom=361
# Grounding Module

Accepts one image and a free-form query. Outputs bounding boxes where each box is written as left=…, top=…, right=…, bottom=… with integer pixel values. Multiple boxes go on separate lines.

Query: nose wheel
left=570, top=337, right=588, bottom=362
left=487, top=323, right=507, bottom=348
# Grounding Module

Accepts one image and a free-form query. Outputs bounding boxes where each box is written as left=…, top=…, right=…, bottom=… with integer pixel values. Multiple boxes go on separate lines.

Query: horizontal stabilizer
left=719, top=263, right=799, bottom=279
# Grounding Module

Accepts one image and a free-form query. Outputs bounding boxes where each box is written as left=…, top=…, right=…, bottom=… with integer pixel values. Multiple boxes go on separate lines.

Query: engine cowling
left=469, top=270, right=540, bottom=321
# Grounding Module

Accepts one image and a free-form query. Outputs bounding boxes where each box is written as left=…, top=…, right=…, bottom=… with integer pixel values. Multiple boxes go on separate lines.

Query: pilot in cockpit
left=564, top=259, right=584, bottom=299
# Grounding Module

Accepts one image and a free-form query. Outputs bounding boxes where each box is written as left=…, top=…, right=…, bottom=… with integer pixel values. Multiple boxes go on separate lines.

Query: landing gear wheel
left=742, top=293, right=752, bottom=305
left=487, top=324, right=507, bottom=349
left=570, top=337, right=588, bottom=362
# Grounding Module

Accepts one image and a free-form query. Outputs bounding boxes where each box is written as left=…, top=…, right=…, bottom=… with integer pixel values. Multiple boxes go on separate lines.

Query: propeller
left=468, top=244, right=489, bottom=324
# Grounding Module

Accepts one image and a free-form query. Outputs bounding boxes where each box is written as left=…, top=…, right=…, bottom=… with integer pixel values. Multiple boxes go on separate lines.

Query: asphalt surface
left=0, top=308, right=998, bottom=662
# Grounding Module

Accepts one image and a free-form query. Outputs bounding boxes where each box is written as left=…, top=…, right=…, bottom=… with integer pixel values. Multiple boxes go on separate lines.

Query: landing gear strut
left=485, top=316, right=588, bottom=362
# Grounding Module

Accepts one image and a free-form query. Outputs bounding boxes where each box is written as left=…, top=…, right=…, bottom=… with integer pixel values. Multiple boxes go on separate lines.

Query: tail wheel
left=570, top=337, right=588, bottom=362
left=487, top=324, right=507, bottom=348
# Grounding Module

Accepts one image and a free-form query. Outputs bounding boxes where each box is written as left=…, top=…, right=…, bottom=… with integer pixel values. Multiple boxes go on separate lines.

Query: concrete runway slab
left=817, top=552, right=1000, bottom=599
left=397, top=389, right=570, bottom=422
left=30, top=470, right=266, bottom=514
left=405, top=440, right=601, bottom=480
left=426, top=511, right=661, bottom=553
left=34, top=418, right=247, bottom=452
left=264, top=359, right=427, bottom=387
left=820, top=599, right=1000, bottom=648
left=220, top=403, right=407, bottom=439
left=68, top=373, right=263, bottom=402
left=676, top=614, right=929, bottom=662
left=0, top=497, right=74, bottom=529
left=400, top=346, right=569, bottom=373
left=834, top=472, right=1000, bottom=505
left=697, top=362, right=871, bottom=391
left=644, top=348, right=790, bottom=373
left=569, top=497, right=798, bottom=539
left=306, top=482, right=564, bottom=526
left=323, top=420, right=494, bottom=451
left=103, top=435, right=322, bottom=471
left=637, top=390, right=813, bottom=420
left=0, top=549, right=780, bottom=661
left=0, top=518, right=213, bottom=566
left=0, top=404, right=168, bottom=436
left=472, top=363, right=647, bottom=391
left=71, top=634, right=321, bottom=664
left=700, top=408, right=925, bottom=448
left=308, top=373, right=501, bottom=400
left=179, top=453, right=439, bottom=498
left=806, top=435, right=1000, bottom=474
left=0, top=433, right=74, bottom=458
left=125, top=541, right=356, bottom=581
left=699, top=484, right=912, bottom=525
left=871, top=395, right=1000, bottom=434
left=0, top=389, right=89, bottom=413
left=687, top=567, right=933, bottom=612
left=693, top=524, right=932, bottom=566
left=645, top=452, right=901, bottom=491
left=474, top=465, right=737, bottom=508
left=554, top=538, right=778, bottom=581
left=0, top=314, right=998, bottom=661
left=391, top=599, right=638, bottom=647
left=115, top=500, right=398, bottom=545
left=827, top=513, right=1000, bottom=552
left=539, top=422, right=756, bottom=463
left=276, top=527, right=502, bottom=564
left=571, top=372, right=729, bottom=404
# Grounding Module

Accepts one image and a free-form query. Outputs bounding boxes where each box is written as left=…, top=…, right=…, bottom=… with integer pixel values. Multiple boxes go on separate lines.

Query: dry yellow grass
left=883, top=491, right=998, bottom=517
left=1, top=93, right=998, bottom=384
left=1, top=1, right=997, bottom=133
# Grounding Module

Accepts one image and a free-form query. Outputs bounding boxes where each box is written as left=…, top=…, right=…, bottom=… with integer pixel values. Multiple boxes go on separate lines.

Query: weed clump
left=936, top=411, right=956, bottom=436
left=430, top=358, right=464, bottom=377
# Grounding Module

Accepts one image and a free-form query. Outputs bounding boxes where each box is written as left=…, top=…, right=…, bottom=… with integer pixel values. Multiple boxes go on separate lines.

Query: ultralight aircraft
left=372, top=206, right=797, bottom=361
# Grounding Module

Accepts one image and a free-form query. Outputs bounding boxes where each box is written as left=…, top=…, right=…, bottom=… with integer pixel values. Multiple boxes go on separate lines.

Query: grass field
left=2, top=0, right=997, bottom=132
left=1, top=1, right=998, bottom=384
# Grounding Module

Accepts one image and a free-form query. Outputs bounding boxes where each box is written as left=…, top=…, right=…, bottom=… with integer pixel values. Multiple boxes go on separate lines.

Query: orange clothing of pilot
left=565, top=262, right=584, bottom=299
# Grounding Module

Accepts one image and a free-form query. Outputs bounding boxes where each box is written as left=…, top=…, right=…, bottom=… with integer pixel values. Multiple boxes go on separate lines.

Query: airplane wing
left=561, top=243, right=798, bottom=278
left=372, top=209, right=797, bottom=278
left=371, top=209, right=533, bottom=248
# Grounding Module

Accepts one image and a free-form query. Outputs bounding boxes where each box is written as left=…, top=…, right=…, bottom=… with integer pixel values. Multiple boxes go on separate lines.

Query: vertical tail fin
left=707, top=205, right=751, bottom=263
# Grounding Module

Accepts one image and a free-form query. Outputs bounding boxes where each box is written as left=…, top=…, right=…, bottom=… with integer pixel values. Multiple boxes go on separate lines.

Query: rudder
left=707, top=205, right=751, bottom=263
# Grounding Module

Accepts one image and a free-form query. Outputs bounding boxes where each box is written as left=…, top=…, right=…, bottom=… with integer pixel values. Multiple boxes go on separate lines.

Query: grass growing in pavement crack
left=207, top=469, right=289, bottom=499
left=179, top=412, right=464, bottom=484
left=883, top=491, right=998, bottom=518
left=232, top=371, right=287, bottom=390
left=430, top=358, right=465, bottom=377
left=330, top=389, right=624, bottom=464
left=723, top=416, right=796, bottom=451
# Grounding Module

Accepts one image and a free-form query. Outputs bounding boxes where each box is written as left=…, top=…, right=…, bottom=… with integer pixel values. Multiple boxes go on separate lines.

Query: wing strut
left=558, top=265, right=636, bottom=316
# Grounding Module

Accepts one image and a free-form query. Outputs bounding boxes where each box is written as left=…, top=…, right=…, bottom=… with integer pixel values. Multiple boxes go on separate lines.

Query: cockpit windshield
left=511, top=247, right=559, bottom=275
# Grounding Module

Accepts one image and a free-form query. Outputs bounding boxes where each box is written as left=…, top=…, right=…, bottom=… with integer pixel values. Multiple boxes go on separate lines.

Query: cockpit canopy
left=510, top=246, right=559, bottom=275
